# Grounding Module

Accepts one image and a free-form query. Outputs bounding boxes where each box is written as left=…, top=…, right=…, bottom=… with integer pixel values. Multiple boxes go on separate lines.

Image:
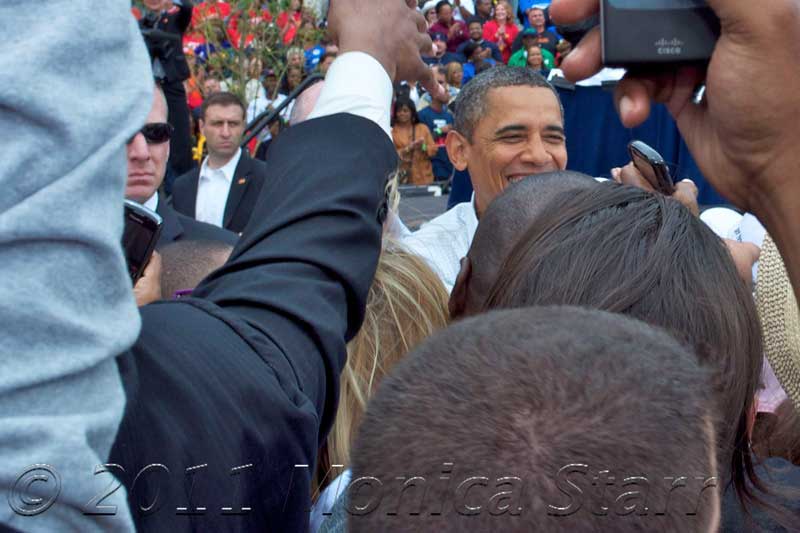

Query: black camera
left=601, top=0, right=720, bottom=66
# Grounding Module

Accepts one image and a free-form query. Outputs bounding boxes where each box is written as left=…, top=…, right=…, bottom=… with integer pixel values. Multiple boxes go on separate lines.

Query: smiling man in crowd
left=403, top=66, right=566, bottom=291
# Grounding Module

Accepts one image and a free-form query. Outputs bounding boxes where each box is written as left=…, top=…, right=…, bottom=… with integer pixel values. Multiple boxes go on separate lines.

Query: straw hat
left=755, top=233, right=800, bottom=409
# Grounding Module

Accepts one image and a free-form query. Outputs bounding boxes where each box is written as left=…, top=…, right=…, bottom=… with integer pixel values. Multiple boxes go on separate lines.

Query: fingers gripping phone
left=122, top=199, right=163, bottom=284
left=627, top=140, right=675, bottom=195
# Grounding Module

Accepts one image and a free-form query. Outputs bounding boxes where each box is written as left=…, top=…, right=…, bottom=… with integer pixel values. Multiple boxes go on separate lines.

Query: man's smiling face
left=448, top=86, right=567, bottom=216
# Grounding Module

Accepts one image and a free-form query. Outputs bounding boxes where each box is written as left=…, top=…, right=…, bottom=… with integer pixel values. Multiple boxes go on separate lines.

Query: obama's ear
left=445, top=130, right=470, bottom=172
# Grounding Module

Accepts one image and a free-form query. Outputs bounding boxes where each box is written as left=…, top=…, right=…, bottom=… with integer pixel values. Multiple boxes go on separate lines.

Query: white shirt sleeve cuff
left=308, top=52, right=394, bottom=138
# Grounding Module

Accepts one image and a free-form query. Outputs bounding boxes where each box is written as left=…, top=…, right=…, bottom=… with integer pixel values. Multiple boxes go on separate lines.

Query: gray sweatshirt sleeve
left=0, top=1, right=153, bottom=530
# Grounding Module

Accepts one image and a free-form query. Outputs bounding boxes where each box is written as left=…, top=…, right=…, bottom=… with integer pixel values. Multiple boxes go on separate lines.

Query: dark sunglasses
left=127, top=122, right=174, bottom=145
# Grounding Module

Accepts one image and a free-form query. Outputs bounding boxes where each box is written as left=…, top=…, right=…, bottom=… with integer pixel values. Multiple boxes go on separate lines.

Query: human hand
left=550, top=0, right=800, bottom=216
left=723, top=239, right=760, bottom=290
left=133, top=251, right=162, bottom=307
left=328, top=0, right=445, bottom=101
left=611, top=162, right=699, bottom=216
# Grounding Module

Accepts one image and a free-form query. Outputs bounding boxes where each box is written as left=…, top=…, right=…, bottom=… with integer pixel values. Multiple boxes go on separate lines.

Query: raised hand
left=550, top=0, right=800, bottom=215
left=328, top=0, right=444, bottom=100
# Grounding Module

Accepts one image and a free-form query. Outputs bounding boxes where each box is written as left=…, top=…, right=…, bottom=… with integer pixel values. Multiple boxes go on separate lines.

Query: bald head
left=289, top=79, right=324, bottom=126
left=450, top=171, right=596, bottom=317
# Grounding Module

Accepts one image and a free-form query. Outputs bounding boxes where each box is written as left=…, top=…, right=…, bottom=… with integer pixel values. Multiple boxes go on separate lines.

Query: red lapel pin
left=237, top=178, right=247, bottom=185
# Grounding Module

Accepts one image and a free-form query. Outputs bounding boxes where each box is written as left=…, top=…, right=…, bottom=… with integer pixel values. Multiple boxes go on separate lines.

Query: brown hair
left=350, top=306, right=719, bottom=532
left=484, top=183, right=764, bottom=511
left=753, top=400, right=800, bottom=465
left=314, top=246, right=449, bottom=494
left=199, top=91, right=246, bottom=121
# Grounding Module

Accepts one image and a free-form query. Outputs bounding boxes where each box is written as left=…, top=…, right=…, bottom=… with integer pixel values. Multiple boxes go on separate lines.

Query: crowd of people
left=3, top=0, right=800, bottom=532
left=131, top=0, right=573, bottom=188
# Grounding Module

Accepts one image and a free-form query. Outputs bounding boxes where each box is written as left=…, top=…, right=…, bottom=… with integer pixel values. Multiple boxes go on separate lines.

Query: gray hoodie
left=0, top=1, right=153, bottom=530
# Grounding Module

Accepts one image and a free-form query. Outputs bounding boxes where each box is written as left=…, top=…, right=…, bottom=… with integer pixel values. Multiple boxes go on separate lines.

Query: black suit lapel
left=155, top=194, right=184, bottom=248
left=186, top=169, right=200, bottom=218
left=223, top=153, right=252, bottom=229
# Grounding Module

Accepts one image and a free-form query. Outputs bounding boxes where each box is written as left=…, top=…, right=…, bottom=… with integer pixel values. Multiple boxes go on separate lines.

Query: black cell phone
left=122, top=199, right=163, bottom=284
left=627, top=140, right=675, bottom=195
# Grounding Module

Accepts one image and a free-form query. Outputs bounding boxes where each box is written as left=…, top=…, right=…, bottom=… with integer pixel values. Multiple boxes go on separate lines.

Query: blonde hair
left=315, top=246, right=449, bottom=493
left=495, top=0, right=513, bottom=22
left=446, top=61, right=463, bottom=88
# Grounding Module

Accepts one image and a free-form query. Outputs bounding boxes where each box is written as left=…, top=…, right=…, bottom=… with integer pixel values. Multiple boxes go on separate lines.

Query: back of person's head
left=289, top=78, right=324, bottom=126
left=452, top=66, right=562, bottom=142
left=451, top=171, right=597, bottom=317
left=461, top=41, right=481, bottom=62
left=483, top=183, right=763, bottom=507
left=159, top=239, right=233, bottom=298
left=317, top=246, right=449, bottom=486
left=349, top=306, right=720, bottom=532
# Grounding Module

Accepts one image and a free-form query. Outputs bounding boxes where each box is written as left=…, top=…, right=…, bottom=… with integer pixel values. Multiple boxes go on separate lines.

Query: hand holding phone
left=627, top=140, right=675, bottom=195
left=122, top=199, right=163, bottom=284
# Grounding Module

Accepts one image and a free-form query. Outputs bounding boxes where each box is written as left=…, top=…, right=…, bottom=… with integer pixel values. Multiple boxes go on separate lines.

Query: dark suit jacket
left=111, top=114, right=396, bottom=532
left=155, top=193, right=238, bottom=249
left=137, top=1, right=193, bottom=83
left=171, top=151, right=268, bottom=234
left=456, top=39, right=503, bottom=63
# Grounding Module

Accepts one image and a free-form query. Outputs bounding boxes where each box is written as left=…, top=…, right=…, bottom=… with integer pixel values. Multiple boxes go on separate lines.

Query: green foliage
left=136, top=1, right=325, bottom=103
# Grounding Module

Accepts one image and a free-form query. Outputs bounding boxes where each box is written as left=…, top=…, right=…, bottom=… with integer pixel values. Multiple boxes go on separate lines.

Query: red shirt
left=277, top=11, right=302, bottom=45
left=226, top=8, right=272, bottom=47
left=185, top=1, right=232, bottom=47
left=428, top=20, right=469, bottom=53
left=483, top=20, right=519, bottom=63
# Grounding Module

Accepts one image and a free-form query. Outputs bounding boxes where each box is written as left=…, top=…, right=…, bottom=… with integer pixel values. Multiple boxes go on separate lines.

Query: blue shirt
left=418, top=106, right=455, bottom=180
left=305, top=45, right=325, bottom=73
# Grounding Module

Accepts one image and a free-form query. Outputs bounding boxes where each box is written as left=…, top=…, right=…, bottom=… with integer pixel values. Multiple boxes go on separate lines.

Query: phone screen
left=122, top=218, right=157, bottom=281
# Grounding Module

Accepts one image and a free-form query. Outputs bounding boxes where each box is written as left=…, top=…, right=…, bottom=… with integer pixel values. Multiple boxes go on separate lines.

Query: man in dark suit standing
left=126, top=86, right=237, bottom=249
left=136, top=0, right=195, bottom=180
left=171, top=92, right=268, bottom=234
left=109, top=0, right=443, bottom=529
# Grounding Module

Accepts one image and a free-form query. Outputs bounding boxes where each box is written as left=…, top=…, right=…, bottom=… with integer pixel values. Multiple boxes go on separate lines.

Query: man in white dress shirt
left=403, top=66, right=567, bottom=291
left=171, top=91, right=269, bottom=233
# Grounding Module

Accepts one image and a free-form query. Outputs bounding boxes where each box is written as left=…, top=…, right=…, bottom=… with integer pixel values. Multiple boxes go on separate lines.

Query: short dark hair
left=466, top=16, right=484, bottom=27
left=435, top=0, right=451, bottom=15
left=159, top=239, right=234, bottom=298
left=200, top=91, right=246, bottom=121
left=461, top=171, right=597, bottom=315
left=453, top=65, right=562, bottom=142
left=462, top=41, right=481, bottom=61
left=484, top=183, right=764, bottom=510
left=349, top=306, right=718, bottom=532
left=391, top=96, right=420, bottom=127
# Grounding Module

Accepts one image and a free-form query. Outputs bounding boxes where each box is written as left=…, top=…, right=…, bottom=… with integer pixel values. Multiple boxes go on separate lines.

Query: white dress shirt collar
left=143, top=192, right=158, bottom=212
left=200, top=147, right=243, bottom=185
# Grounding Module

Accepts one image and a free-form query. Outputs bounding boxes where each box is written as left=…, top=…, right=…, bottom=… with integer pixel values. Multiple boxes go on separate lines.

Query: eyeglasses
left=127, top=122, right=174, bottom=145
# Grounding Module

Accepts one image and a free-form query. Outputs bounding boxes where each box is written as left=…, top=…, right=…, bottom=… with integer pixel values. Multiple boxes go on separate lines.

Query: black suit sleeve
left=169, top=170, right=196, bottom=217
left=175, top=0, right=193, bottom=32
left=193, top=113, right=397, bottom=438
left=114, top=114, right=397, bottom=532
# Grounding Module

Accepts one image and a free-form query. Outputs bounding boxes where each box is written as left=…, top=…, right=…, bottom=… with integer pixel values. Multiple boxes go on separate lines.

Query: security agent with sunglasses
left=125, top=85, right=237, bottom=250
